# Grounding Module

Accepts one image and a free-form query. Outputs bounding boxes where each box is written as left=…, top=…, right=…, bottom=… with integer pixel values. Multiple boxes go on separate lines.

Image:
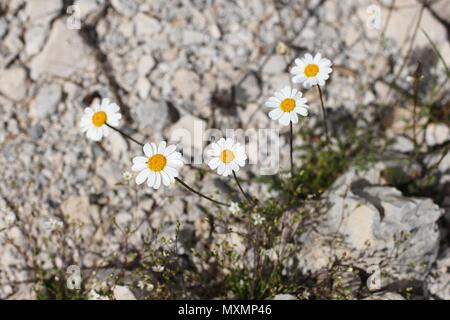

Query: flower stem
left=290, top=122, right=294, bottom=177
left=175, top=177, right=229, bottom=207
left=105, top=123, right=144, bottom=147
left=105, top=123, right=229, bottom=207
left=412, top=63, right=421, bottom=153
left=232, top=171, right=254, bottom=205
left=317, top=85, right=330, bottom=145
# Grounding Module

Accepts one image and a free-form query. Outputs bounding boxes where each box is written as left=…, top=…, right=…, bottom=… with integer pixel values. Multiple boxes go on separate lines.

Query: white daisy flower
left=207, top=138, right=247, bottom=177
left=291, top=53, right=333, bottom=88
left=265, top=86, right=309, bottom=126
left=80, top=98, right=122, bottom=141
left=131, top=142, right=184, bottom=190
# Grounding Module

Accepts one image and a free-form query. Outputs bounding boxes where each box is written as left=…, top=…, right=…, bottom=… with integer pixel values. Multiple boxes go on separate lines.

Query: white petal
left=269, top=108, right=283, bottom=120
left=132, top=162, right=147, bottom=171
left=102, top=126, right=109, bottom=137
left=161, top=171, right=171, bottom=186
left=143, top=144, right=153, bottom=157
left=135, top=170, right=150, bottom=185
left=164, top=144, right=177, bottom=156
left=167, top=159, right=184, bottom=168
left=314, top=53, right=322, bottom=63
left=224, top=138, right=234, bottom=149
left=281, top=86, right=291, bottom=97
left=133, top=156, right=147, bottom=164
left=292, top=74, right=307, bottom=84
left=230, top=162, right=239, bottom=172
left=265, top=100, right=279, bottom=108
left=150, top=143, right=158, bottom=155
left=153, top=173, right=161, bottom=189
left=164, top=166, right=179, bottom=180
left=217, top=163, right=226, bottom=176
left=274, top=91, right=286, bottom=100
left=158, top=141, right=167, bottom=154
left=279, top=113, right=291, bottom=126
left=304, top=53, right=313, bottom=62
left=222, top=165, right=231, bottom=177
left=208, top=157, right=221, bottom=170
left=147, top=172, right=156, bottom=188
left=84, top=107, right=94, bottom=115
left=295, top=106, right=309, bottom=117
left=290, top=112, right=299, bottom=124
left=217, top=138, right=226, bottom=148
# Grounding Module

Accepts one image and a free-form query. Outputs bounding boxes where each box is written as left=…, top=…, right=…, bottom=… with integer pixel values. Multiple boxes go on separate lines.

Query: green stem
left=175, top=177, right=229, bottom=207
left=290, top=122, right=294, bottom=177
left=232, top=171, right=254, bottom=205
left=317, top=85, right=330, bottom=145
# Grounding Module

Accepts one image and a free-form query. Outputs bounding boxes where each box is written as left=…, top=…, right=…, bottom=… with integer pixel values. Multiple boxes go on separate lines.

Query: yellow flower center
left=92, top=111, right=107, bottom=127
left=280, top=98, right=296, bottom=112
left=304, top=64, right=319, bottom=77
left=220, top=149, right=235, bottom=164
left=147, top=154, right=167, bottom=172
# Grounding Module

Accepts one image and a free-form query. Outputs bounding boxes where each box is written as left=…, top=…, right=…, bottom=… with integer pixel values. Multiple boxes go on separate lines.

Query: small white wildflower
left=45, top=217, right=64, bottom=232
left=252, top=213, right=265, bottom=226
left=276, top=41, right=288, bottom=55
left=146, top=283, right=155, bottom=291
left=302, top=290, right=310, bottom=300
left=137, top=281, right=146, bottom=290
left=88, top=289, right=109, bottom=300
left=152, top=265, right=165, bottom=273
left=4, top=213, right=16, bottom=226
left=406, top=75, right=415, bottom=83
left=122, top=171, right=133, bottom=182
left=229, top=202, right=240, bottom=215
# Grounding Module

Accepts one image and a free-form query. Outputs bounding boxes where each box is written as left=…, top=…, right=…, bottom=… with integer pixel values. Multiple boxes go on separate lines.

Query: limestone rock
left=0, top=67, right=27, bottom=101
left=113, top=285, right=136, bottom=300
left=30, top=20, right=96, bottom=80
left=30, top=84, right=62, bottom=120
left=293, top=166, right=443, bottom=286
left=426, top=249, right=450, bottom=300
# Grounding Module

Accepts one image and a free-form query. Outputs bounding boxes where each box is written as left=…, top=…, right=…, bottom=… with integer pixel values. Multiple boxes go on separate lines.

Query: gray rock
left=111, top=0, right=139, bottom=17
left=236, top=73, right=261, bottom=103
left=113, top=285, right=136, bottom=300
left=30, top=20, right=96, bottom=80
left=0, top=67, right=27, bottom=101
left=172, top=69, right=200, bottom=100
left=364, top=292, right=405, bottom=300
left=425, top=123, right=450, bottom=147
left=293, top=166, right=443, bottom=286
left=272, top=294, right=298, bottom=300
left=135, top=99, right=170, bottom=131
left=262, top=55, right=287, bottom=75
left=30, top=84, right=62, bottom=119
left=28, top=124, right=45, bottom=139
left=24, top=25, right=47, bottom=56
left=426, top=249, right=450, bottom=300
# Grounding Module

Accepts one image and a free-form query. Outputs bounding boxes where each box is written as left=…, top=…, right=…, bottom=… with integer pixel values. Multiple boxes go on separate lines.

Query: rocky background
left=0, top=0, right=449, bottom=299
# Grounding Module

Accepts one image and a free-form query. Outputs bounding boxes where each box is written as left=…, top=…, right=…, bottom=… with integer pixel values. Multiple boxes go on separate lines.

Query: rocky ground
left=0, top=0, right=449, bottom=299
